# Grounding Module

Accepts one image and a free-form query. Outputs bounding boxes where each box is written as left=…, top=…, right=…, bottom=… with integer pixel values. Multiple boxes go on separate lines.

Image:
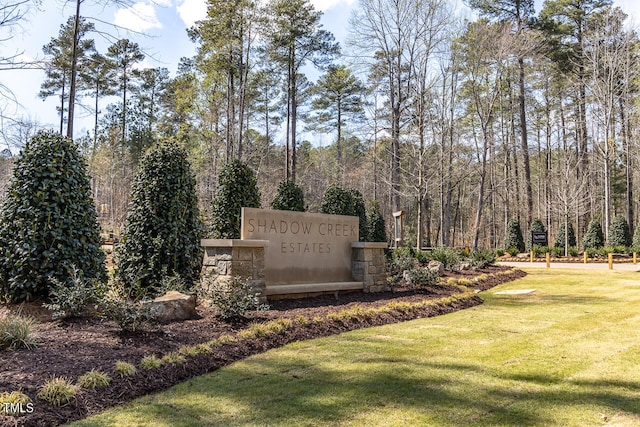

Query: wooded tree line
left=4, top=0, right=640, bottom=251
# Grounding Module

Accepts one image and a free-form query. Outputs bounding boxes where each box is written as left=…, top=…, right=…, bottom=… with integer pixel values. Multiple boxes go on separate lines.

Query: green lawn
left=71, top=269, right=640, bottom=426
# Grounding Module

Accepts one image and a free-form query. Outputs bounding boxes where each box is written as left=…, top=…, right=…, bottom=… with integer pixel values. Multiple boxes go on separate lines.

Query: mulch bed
left=1, top=266, right=526, bottom=427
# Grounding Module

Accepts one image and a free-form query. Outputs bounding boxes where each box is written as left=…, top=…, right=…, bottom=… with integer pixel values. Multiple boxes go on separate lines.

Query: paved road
left=498, top=261, right=640, bottom=271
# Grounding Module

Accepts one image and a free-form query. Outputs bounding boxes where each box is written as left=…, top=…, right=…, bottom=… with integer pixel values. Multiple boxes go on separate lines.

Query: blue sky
left=2, top=0, right=639, bottom=144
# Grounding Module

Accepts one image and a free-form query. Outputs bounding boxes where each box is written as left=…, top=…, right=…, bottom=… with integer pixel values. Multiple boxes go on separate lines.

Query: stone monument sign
left=241, top=207, right=358, bottom=286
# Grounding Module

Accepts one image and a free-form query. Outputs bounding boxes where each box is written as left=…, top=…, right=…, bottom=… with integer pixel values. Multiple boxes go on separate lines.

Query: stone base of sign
left=351, top=242, right=389, bottom=293
left=200, top=239, right=389, bottom=299
left=201, top=239, right=268, bottom=302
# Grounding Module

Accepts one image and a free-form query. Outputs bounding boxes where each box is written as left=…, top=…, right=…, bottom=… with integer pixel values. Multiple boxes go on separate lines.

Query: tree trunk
left=519, top=57, right=532, bottom=229
left=66, top=0, right=82, bottom=139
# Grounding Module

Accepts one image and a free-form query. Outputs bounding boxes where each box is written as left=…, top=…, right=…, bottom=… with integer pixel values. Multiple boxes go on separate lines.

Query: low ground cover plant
left=77, top=370, right=111, bottom=389
left=0, top=308, right=36, bottom=350
left=36, top=377, right=78, bottom=407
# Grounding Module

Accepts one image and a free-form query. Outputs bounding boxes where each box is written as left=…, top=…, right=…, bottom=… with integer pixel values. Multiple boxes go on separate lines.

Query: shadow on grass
left=76, top=356, right=640, bottom=427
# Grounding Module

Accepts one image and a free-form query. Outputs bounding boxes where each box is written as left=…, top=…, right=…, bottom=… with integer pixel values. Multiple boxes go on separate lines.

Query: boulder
left=143, top=291, right=197, bottom=323
left=427, top=261, right=445, bottom=276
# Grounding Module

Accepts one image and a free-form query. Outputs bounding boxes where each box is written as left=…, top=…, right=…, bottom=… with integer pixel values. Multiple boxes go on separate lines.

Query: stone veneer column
left=201, top=239, right=269, bottom=302
left=351, top=242, right=389, bottom=293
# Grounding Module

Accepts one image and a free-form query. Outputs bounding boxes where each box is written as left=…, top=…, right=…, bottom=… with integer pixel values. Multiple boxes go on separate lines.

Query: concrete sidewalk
left=498, top=261, right=640, bottom=271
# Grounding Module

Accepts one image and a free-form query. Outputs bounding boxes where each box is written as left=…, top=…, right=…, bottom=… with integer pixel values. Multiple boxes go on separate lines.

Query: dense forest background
left=1, top=0, right=638, bottom=250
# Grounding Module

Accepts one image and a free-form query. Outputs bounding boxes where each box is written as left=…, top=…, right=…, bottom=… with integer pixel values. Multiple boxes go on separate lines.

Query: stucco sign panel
left=241, top=207, right=359, bottom=285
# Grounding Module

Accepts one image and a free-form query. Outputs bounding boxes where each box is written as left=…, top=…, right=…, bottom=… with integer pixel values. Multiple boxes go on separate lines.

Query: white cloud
left=311, top=0, right=356, bottom=12
left=177, top=0, right=207, bottom=28
left=114, top=2, right=163, bottom=33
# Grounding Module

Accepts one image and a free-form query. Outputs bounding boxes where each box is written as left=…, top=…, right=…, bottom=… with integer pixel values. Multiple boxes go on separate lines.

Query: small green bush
left=0, top=131, right=106, bottom=303
left=531, top=245, right=550, bottom=257
left=403, top=267, right=438, bottom=289
left=494, top=248, right=505, bottom=257
left=36, top=377, right=78, bottom=406
left=77, top=370, right=111, bottom=389
left=506, top=247, right=520, bottom=257
left=210, top=159, right=261, bottom=239
left=504, top=219, right=525, bottom=253
left=0, top=308, right=36, bottom=350
left=608, top=215, right=632, bottom=247
left=201, top=275, right=269, bottom=319
left=270, top=180, right=305, bottom=211
left=430, top=248, right=462, bottom=271
left=550, top=246, right=564, bottom=257
left=97, top=280, right=154, bottom=332
left=388, top=248, right=416, bottom=277
left=43, top=266, right=100, bottom=319
left=568, top=246, right=579, bottom=257
left=115, top=361, right=137, bottom=377
left=583, top=219, right=605, bottom=249
left=470, top=249, right=496, bottom=269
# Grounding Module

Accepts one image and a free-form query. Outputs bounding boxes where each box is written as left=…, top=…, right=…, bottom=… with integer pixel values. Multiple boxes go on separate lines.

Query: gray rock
left=143, top=291, right=197, bottom=323
left=427, top=261, right=445, bottom=276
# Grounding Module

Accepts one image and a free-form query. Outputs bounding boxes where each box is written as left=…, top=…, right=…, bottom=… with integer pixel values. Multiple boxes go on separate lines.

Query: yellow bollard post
left=530, top=250, right=534, bottom=263
left=583, top=251, right=588, bottom=264
left=634, top=252, right=637, bottom=265
left=546, top=252, right=550, bottom=269
left=609, top=253, right=613, bottom=270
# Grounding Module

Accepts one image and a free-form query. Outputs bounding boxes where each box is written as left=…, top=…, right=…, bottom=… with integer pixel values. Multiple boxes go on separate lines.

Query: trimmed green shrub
left=504, top=219, right=525, bottom=253
left=210, top=159, right=261, bottom=239
left=633, top=223, right=640, bottom=249
left=320, top=184, right=368, bottom=241
left=583, top=219, right=605, bottom=249
left=554, top=221, right=576, bottom=248
left=608, top=215, right=631, bottom=247
left=0, top=131, right=106, bottom=303
left=528, top=218, right=547, bottom=250
left=367, top=200, right=387, bottom=242
left=116, top=142, right=203, bottom=297
left=270, top=180, right=305, bottom=211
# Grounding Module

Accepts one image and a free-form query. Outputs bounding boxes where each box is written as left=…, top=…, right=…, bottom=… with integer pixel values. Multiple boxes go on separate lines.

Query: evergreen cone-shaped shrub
left=321, top=184, right=368, bottom=241
left=116, top=143, right=203, bottom=297
left=608, top=215, right=631, bottom=247
left=582, top=219, right=604, bottom=249
left=210, top=159, right=261, bottom=239
left=0, top=131, right=106, bottom=302
left=554, top=221, right=576, bottom=248
left=270, top=180, right=305, bottom=212
left=633, top=223, right=640, bottom=249
left=527, top=218, right=546, bottom=250
left=504, top=219, right=525, bottom=253
left=367, top=200, right=387, bottom=242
